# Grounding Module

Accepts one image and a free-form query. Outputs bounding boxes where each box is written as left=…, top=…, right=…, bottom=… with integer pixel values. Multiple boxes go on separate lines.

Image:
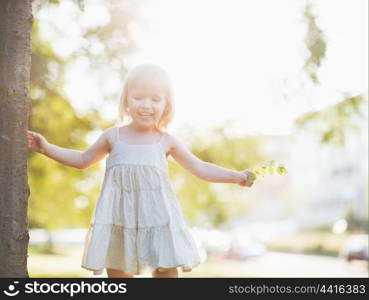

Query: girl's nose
left=141, top=98, right=152, bottom=107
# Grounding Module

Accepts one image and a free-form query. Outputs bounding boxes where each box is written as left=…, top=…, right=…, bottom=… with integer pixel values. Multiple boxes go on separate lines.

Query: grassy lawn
left=263, top=231, right=353, bottom=256
left=28, top=245, right=259, bottom=278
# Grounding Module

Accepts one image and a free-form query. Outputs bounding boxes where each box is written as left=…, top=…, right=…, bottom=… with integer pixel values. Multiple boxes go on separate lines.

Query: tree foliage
left=302, top=3, right=326, bottom=85
left=294, top=94, right=367, bottom=147
left=28, top=1, right=138, bottom=229
left=169, top=124, right=266, bottom=228
left=294, top=2, right=367, bottom=147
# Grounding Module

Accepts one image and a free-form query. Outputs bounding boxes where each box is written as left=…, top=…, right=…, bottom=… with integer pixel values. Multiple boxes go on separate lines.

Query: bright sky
left=37, top=0, right=368, bottom=138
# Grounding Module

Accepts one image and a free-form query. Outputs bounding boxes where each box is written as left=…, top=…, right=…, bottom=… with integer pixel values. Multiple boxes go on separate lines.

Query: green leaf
left=247, top=172, right=257, bottom=182
left=268, top=166, right=274, bottom=176
left=277, top=165, right=287, bottom=175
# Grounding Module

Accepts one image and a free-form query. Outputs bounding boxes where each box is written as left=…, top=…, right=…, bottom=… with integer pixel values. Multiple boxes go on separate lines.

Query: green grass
left=264, top=231, right=352, bottom=256
left=28, top=245, right=259, bottom=278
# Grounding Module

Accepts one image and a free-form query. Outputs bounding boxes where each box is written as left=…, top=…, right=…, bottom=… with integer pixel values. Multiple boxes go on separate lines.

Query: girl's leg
left=106, top=268, right=134, bottom=278
left=152, top=267, right=178, bottom=278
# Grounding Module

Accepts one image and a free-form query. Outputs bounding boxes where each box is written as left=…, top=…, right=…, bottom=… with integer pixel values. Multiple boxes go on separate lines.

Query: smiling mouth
left=138, top=113, right=153, bottom=117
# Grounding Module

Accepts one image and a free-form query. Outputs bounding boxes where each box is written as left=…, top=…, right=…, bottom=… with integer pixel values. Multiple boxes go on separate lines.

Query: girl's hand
left=27, top=130, right=49, bottom=154
left=238, top=169, right=254, bottom=187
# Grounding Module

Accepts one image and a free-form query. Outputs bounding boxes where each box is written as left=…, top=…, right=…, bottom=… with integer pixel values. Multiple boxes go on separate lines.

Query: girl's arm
left=28, top=128, right=112, bottom=169
left=167, top=134, right=250, bottom=185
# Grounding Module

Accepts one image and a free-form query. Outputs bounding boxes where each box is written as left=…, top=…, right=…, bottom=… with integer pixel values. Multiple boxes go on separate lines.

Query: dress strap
left=116, top=127, right=120, bottom=143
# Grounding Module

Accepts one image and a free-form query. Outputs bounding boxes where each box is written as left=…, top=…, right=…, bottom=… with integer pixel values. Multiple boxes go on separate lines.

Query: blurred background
left=28, top=0, right=368, bottom=277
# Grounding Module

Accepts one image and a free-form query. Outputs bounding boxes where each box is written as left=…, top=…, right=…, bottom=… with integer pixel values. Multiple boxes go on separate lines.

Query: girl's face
left=126, top=80, right=167, bottom=131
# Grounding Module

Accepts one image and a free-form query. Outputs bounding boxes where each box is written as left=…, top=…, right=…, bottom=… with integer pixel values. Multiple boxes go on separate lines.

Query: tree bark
left=0, top=0, right=32, bottom=277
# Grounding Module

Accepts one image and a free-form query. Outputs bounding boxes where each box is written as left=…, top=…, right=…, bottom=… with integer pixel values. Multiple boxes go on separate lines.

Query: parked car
left=341, top=234, right=368, bottom=262
left=224, top=235, right=267, bottom=260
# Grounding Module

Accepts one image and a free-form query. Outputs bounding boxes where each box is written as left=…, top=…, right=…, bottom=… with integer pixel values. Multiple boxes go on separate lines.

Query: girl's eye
left=133, top=95, right=160, bottom=101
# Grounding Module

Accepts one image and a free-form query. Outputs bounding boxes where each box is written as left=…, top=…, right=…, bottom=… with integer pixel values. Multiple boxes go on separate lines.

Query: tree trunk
left=0, top=0, right=32, bottom=277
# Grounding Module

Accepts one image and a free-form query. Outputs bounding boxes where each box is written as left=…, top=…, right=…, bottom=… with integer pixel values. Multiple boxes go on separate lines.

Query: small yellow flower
left=247, top=161, right=287, bottom=182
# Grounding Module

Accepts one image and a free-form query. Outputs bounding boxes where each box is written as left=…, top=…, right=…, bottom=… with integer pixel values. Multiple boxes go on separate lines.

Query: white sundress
left=81, top=127, right=207, bottom=275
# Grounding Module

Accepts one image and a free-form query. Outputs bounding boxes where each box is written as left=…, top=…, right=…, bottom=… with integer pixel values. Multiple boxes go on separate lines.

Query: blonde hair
left=118, top=64, right=175, bottom=132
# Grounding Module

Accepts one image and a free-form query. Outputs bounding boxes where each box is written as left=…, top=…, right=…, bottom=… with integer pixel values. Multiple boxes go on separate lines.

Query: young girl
left=27, top=63, right=254, bottom=278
